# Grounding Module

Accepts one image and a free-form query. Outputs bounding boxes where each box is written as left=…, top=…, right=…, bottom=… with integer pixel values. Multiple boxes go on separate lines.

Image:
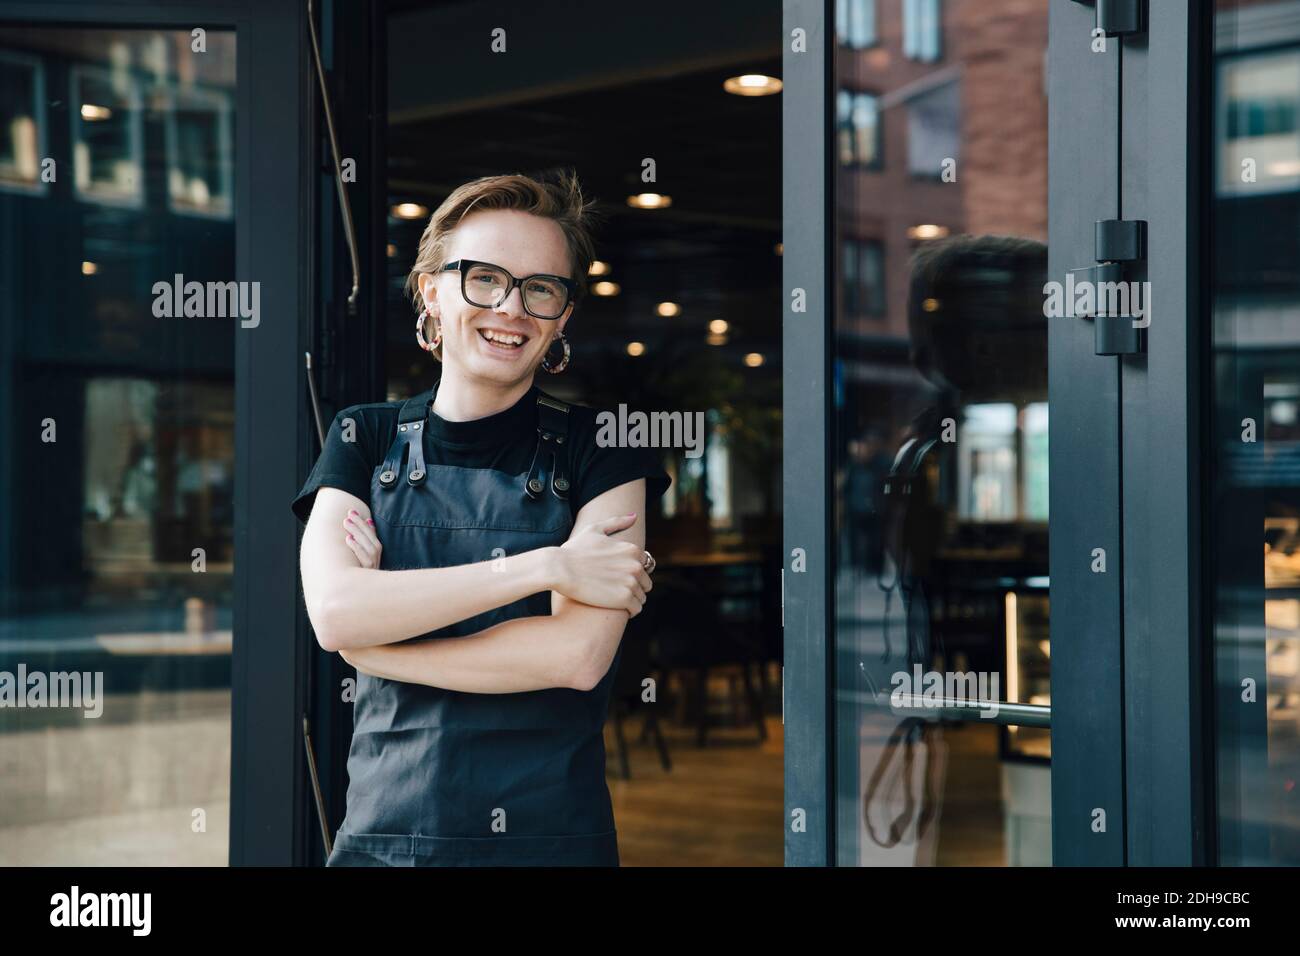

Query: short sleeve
left=570, top=429, right=672, bottom=516
left=291, top=407, right=379, bottom=524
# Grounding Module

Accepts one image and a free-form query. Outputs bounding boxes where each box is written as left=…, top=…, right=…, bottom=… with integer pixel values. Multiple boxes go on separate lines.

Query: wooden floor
left=604, top=712, right=784, bottom=867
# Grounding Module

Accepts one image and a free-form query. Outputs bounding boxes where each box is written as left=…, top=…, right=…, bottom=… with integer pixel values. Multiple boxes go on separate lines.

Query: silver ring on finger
left=642, top=550, right=656, bottom=575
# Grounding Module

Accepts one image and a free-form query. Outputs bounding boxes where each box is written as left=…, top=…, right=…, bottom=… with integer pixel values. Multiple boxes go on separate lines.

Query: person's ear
left=417, top=272, right=439, bottom=314
left=556, top=302, right=575, bottom=335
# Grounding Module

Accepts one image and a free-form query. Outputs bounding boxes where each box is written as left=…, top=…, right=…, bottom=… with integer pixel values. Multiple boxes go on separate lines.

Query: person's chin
left=464, top=351, right=540, bottom=386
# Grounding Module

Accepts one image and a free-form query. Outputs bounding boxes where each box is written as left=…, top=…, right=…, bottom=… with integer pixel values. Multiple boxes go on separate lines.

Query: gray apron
left=327, top=385, right=622, bottom=866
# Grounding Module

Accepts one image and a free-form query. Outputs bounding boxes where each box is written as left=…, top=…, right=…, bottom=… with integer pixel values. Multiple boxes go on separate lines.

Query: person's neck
left=431, top=365, right=533, bottom=423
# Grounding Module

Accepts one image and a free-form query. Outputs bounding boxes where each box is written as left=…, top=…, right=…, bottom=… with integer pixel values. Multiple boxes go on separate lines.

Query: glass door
left=785, top=0, right=1202, bottom=867
left=1210, top=0, right=1300, bottom=866
left=0, top=0, right=315, bottom=866
left=830, top=0, right=1055, bottom=866
left=0, top=21, right=237, bottom=865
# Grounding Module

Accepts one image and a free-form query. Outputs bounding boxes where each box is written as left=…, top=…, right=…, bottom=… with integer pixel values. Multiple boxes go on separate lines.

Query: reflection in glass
left=0, top=52, right=43, bottom=191
left=0, top=26, right=236, bottom=865
left=72, top=65, right=143, bottom=205
left=166, top=86, right=233, bottom=217
left=833, top=0, right=1050, bottom=866
left=1212, top=0, right=1300, bottom=867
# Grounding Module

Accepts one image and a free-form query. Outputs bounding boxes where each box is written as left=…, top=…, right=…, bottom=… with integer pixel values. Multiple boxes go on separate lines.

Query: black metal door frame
left=0, top=0, right=317, bottom=866
left=785, top=0, right=1213, bottom=867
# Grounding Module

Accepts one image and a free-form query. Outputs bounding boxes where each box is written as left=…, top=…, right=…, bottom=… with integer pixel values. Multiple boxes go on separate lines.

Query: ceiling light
left=588, top=260, right=611, bottom=276
left=391, top=202, right=428, bottom=220
left=709, top=319, right=729, bottom=334
left=706, top=333, right=727, bottom=346
left=723, top=74, right=783, bottom=97
left=626, top=193, right=671, bottom=209
left=627, top=342, right=645, bottom=356
left=907, top=224, right=949, bottom=240
left=81, top=261, right=98, bottom=275
left=656, top=301, right=681, bottom=317
left=744, top=352, right=764, bottom=367
left=774, top=242, right=783, bottom=256
left=80, top=104, right=112, bottom=121
left=592, top=281, right=620, bottom=296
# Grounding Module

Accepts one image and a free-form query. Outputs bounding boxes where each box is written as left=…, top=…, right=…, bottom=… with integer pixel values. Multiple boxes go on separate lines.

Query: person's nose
left=494, top=282, right=528, bottom=319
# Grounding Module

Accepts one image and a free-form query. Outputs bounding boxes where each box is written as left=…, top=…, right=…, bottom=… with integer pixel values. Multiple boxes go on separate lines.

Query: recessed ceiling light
left=627, top=341, right=645, bottom=356
left=907, top=224, right=949, bottom=240
left=592, top=281, right=621, bottom=296
left=80, top=104, right=112, bottom=121
left=656, top=301, right=681, bottom=317
left=724, top=74, right=783, bottom=97
left=709, top=319, right=729, bottom=334
left=81, top=261, right=98, bottom=275
left=386, top=243, right=398, bottom=258
left=627, top=193, right=671, bottom=209
left=744, top=352, right=764, bottom=367
left=588, top=260, right=611, bottom=276
left=391, top=202, right=428, bottom=220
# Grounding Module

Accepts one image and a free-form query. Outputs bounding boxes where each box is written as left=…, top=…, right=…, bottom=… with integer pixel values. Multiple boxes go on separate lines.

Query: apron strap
left=378, top=390, right=433, bottom=490
left=525, top=394, right=571, bottom=501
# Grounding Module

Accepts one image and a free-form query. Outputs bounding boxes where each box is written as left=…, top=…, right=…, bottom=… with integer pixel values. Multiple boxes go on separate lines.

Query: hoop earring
left=541, top=331, right=570, bottom=374
left=415, top=308, right=441, bottom=352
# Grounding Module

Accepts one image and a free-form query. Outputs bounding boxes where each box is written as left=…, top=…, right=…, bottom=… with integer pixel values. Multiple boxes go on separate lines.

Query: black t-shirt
left=291, top=382, right=671, bottom=525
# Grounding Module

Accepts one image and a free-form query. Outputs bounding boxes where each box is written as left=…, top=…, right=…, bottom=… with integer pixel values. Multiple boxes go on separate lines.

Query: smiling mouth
left=478, top=328, right=530, bottom=350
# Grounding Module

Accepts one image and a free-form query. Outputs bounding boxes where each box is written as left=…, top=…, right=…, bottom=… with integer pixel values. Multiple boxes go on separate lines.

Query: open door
left=783, top=0, right=1177, bottom=867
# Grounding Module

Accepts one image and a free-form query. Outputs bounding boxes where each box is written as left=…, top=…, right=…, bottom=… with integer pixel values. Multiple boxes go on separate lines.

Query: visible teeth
left=481, top=330, right=524, bottom=346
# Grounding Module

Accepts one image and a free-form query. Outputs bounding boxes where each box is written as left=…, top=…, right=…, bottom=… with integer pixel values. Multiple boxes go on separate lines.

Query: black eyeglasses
left=439, top=259, right=577, bottom=320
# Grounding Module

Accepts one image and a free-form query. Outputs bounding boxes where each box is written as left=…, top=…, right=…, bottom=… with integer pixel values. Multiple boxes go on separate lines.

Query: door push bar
left=890, top=694, right=1052, bottom=729
left=846, top=688, right=1052, bottom=729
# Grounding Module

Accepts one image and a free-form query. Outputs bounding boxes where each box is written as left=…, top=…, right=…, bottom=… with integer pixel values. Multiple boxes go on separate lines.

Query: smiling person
left=292, top=170, right=670, bottom=867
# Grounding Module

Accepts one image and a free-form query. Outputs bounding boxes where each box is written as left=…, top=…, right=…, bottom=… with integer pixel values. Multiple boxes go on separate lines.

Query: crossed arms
left=298, top=479, right=651, bottom=694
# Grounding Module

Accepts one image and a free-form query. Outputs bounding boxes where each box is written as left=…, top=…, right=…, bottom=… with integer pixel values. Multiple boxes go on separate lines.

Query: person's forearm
left=340, top=611, right=587, bottom=693
left=308, top=546, right=559, bottom=651
left=341, top=594, right=630, bottom=694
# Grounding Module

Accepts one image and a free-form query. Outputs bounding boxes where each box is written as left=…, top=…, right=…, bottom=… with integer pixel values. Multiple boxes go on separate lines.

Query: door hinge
left=1074, top=0, right=1146, bottom=38
left=1072, top=218, right=1148, bottom=356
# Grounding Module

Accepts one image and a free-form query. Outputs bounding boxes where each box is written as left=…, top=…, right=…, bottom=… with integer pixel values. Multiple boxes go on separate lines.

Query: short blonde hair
left=405, top=169, right=599, bottom=360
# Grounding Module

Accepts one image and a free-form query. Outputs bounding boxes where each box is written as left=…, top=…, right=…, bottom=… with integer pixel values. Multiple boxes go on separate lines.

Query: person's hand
left=343, top=508, right=382, bottom=569
left=555, top=513, right=652, bottom=616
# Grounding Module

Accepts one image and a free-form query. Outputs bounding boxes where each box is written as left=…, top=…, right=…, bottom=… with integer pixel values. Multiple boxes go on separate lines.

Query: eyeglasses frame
left=439, top=258, right=578, bottom=320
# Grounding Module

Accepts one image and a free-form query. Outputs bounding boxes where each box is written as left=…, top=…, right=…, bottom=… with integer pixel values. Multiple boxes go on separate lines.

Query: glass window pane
left=1211, top=0, right=1300, bottom=866
left=0, top=25, right=236, bottom=865
left=833, top=0, right=1050, bottom=866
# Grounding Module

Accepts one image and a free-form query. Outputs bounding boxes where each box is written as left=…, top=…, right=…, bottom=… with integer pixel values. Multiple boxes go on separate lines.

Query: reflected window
left=842, top=238, right=885, bottom=317
left=0, top=52, right=44, bottom=192
left=836, top=0, right=877, bottom=49
left=903, top=0, right=942, bottom=63
left=166, top=86, right=233, bottom=217
left=959, top=404, right=1017, bottom=521
left=72, top=64, right=143, bottom=206
left=1218, top=48, right=1300, bottom=194
left=838, top=89, right=881, bottom=168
